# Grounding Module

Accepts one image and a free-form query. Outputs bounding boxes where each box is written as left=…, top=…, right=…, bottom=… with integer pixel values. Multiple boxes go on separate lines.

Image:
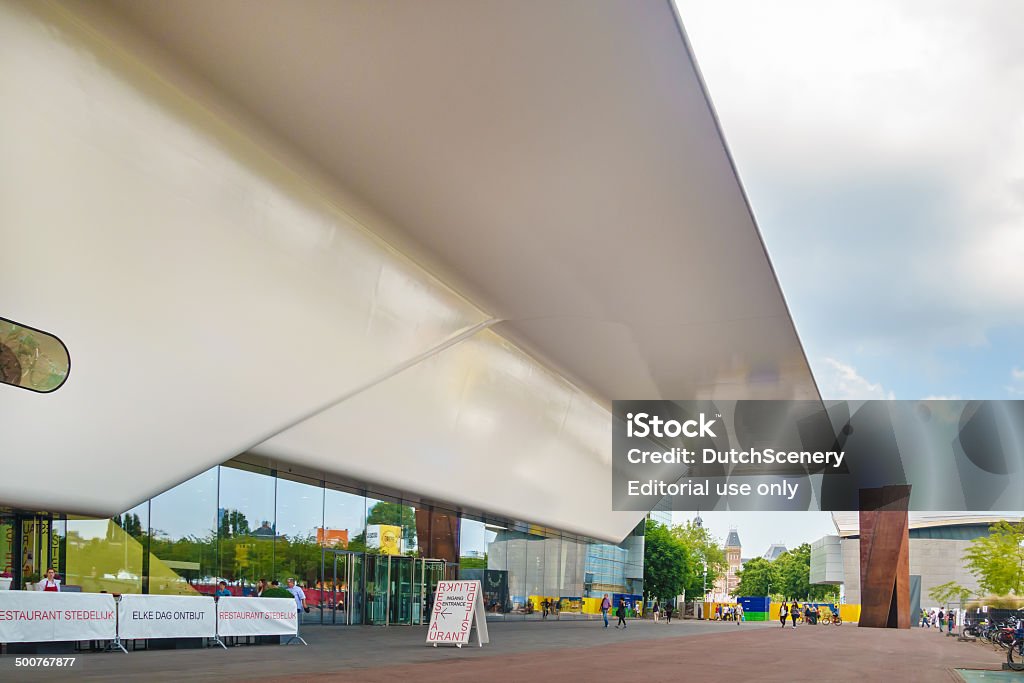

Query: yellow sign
left=367, top=525, right=402, bottom=555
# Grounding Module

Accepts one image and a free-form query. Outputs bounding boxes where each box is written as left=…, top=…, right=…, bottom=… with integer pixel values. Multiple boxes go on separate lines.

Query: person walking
left=616, top=599, right=627, bottom=629
left=665, top=603, right=673, bottom=623
left=735, top=603, right=743, bottom=625
left=653, top=598, right=660, bottom=623
left=779, top=601, right=788, bottom=628
left=601, top=594, right=612, bottom=628
left=790, top=601, right=799, bottom=629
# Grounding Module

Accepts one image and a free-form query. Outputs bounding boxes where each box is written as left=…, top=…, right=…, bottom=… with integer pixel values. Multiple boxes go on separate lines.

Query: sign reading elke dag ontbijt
left=426, top=580, right=488, bottom=648
left=118, top=594, right=216, bottom=639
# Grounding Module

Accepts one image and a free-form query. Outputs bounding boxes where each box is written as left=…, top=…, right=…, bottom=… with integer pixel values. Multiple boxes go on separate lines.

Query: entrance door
left=391, top=556, right=414, bottom=625
left=322, top=549, right=364, bottom=625
left=420, top=559, right=447, bottom=625
left=365, top=555, right=390, bottom=625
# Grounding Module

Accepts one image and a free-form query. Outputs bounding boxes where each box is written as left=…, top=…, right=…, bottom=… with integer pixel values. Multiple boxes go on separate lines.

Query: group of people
left=650, top=598, right=673, bottom=623
left=920, top=608, right=955, bottom=632
left=779, top=601, right=830, bottom=628
left=540, top=597, right=560, bottom=619
left=214, top=578, right=310, bottom=617
left=599, top=594, right=637, bottom=629
left=714, top=604, right=744, bottom=622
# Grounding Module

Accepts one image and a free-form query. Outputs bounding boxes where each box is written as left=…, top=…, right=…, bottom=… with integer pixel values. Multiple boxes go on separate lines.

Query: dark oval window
left=0, top=317, right=70, bottom=393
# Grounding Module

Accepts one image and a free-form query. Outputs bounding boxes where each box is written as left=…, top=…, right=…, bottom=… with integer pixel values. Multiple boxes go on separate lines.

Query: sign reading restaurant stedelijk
left=0, top=592, right=116, bottom=642
left=426, top=580, right=489, bottom=647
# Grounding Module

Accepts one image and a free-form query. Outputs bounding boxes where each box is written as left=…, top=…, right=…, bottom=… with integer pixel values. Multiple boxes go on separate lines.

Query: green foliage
left=929, top=580, right=974, bottom=605
left=962, top=521, right=1024, bottom=595
left=459, top=556, right=487, bottom=569
left=670, top=521, right=727, bottom=597
left=772, top=543, right=831, bottom=601
left=735, top=557, right=776, bottom=597
left=218, top=509, right=251, bottom=538
left=261, top=587, right=293, bottom=599
left=643, top=519, right=689, bottom=600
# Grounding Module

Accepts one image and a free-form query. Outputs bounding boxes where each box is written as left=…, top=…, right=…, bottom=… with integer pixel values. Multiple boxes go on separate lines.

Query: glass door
left=391, top=556, right=414, bottom=625
left=322, top=549, right=365, bottom=625
left=365, top=555, right=390, bottom=625
left=350, top=553, right=364, bottom=625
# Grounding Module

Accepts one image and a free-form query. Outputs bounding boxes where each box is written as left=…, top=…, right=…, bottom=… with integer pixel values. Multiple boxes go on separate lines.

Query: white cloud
left=921, top=395, right=962, bottom=401
left=675, top=0, right=1024, bottom=356
left=1007, top=367, right=1024, bottom=395
left=819, top=358, right=895, bottom=400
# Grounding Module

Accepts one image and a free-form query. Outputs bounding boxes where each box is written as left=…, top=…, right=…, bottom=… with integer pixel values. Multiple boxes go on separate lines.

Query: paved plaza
left=0, top=619, right=1012, bottom=682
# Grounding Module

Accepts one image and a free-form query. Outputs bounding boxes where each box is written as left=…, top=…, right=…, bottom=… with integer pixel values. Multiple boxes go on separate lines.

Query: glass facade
left=4, top=459, right=643, bottom=624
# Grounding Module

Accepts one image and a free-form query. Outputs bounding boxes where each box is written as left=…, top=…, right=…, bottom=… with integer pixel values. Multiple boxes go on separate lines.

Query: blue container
left=739, top=596, right=770, bottom=613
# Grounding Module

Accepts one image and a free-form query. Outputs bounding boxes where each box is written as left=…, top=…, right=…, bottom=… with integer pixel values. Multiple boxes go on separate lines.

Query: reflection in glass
left=276, top=475, right=324, bottom=623
left=149, top=468, right=218, bottom=595
left=0, top=317, right=69, bottom=392
left=66, top=502, right=147, bottom=594
left=219, top=465, right=275, bottom=590
left=362, top=496, right=416, bottom=556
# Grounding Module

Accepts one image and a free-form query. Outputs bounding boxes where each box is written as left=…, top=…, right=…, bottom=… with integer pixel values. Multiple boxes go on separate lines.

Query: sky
left=671, top=0, right=1024, bottom=551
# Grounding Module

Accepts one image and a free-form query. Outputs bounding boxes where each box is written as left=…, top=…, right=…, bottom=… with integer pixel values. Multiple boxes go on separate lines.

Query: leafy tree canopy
left=643, top=519, right=689, bottom=600
left=963, top=520, right=1024, bottom=596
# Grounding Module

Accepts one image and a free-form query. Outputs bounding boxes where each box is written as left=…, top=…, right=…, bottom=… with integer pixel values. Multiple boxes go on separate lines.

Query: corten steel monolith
left=858, top=485, right=911, bottom=628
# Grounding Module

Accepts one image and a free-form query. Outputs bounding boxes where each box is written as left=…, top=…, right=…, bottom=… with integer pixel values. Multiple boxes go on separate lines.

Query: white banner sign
left=118, top=594, right=216, bottom=639
left=216, top=597, right=297, bottom=637
left=0, top=592, right=116, bottom=642
left=426, top=580, right=489, bottom=647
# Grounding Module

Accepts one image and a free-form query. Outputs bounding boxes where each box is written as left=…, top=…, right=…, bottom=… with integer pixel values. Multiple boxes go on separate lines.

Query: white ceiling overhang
left=91, top=0, right=819, bottom=404
left=0, top=0, right=817, bottom=542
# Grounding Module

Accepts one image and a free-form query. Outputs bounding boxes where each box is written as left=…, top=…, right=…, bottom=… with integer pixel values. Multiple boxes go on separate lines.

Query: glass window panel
left=363, top=495, right=407, bottom=556
left=65, top=502, right=147, bottom=594
left=275, top=474, right=324, bottom=622
left=0, top=317, right=69, bottom=393
left=1, top=512, right=15, bottom=583
left=219, top=465, right=275, bottom=591
left=482, top=521, right=508, bottom=620
left=324, top=484, right=366, bottom=551
left=149, top=467, right=217, bottom=595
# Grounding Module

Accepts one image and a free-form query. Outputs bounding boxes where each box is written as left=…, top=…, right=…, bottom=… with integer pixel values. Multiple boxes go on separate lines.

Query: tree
left=670, top=521, right=727, bottom=598
left=929, top=580, right=975, bottom=606
left=773, top=543, right=831, bottom=601
left=366, top=501, right=418, bottom=552
left=643, top=519, right=689, bottom=601
left=963, top=521, right=1024, bottom=595
left=735, top=557, right=776, bottom=597
left=218, top=509, right=251, bottom=538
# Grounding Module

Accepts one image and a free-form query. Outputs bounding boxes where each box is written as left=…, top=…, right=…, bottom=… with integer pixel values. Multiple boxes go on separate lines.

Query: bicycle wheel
left=1007, top=639, right=1024, bottom=671
left=834, top=616, right=842, bottom=625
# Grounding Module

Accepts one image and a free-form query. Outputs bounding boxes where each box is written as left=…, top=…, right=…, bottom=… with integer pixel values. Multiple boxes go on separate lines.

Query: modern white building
left=810, top=512, right=1021, bottom=615
left=1, top=0, right=817, bottom=624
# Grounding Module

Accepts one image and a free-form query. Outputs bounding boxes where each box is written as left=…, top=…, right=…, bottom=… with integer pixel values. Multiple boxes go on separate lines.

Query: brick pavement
left=0, top=619, right=1008, bottom=682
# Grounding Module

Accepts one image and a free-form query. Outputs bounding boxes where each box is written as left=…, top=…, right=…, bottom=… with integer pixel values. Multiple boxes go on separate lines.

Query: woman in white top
left=36, top=568, right=61, bottom=592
